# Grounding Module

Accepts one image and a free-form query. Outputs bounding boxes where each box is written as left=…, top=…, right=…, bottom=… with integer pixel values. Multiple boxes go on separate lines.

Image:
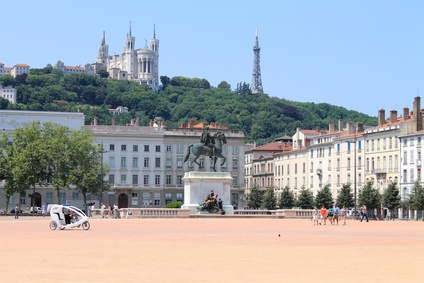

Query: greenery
left=164, top=201, right=183, bottom=208
left=336, top=183, right=355, bottom=208
left=262, top=187, right=277, bottom=210
left=314, top=184, right=333, bottom=208
left=382, top=182, right=401, bottom=216
left=0, top=121, right=108, bottom=211
left=358, top=181, right=381, bottom=217
left=296, top=187, right=314, bottom=209
left=0, top=68, right=378, bottom=144
left=408, top=180, right=424, bottom=221
left=278, top=186, right=295, bottom=209
left=246, top=186, right=264, bottom=209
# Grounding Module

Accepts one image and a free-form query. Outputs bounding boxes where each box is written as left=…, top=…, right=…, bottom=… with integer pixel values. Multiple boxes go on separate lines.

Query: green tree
left=247, top=186, right=264, bottom=209
left=336, top=183, right=354, bottom=208
left=296, top=187, right=314, bottom=209
left=262, top=187, right=277, bottom=210
left=409, top=180, right=424, bottom=221
left=315, top=184, right=333, bottom=208
left=12, top=121, right=51, bottom=208
left=358, top=181, right=381, bottom=218
left=68, top=129, right=109, bottom=211
left=97, top=69, right=109, bottom=78
left=278, top=186, right=295, bottom=209
left=382, top=182, right=401, bottom=217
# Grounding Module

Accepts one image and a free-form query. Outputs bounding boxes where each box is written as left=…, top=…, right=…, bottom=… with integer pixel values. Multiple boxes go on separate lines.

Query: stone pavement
left=0, top=216, right=423, bottom=283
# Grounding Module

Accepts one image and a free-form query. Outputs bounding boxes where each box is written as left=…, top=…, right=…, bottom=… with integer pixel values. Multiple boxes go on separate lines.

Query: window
left=176, top=193, right=183, bottom=202
left=177, top=174, right=183, bottom=186
left=222, top=147, right=227, bottom=154
left=166, top=174, right=172, bottom=185
left=177, top=157, right=183, bottom=168
left=72, top=192, right=79, bottom=200
left=166, top=157, right=172, bottom=168
left=144, top=175, right=149, bottom=186
left=177, top=145, right=183, bottom=153
left=121, top=144, right=126, bottom=152
left=133, top=145, right=138, bottom=152
left=166, top=145, right=172, bottom=153
left=109, top=144, right=115, bottom=151
left=232, top=176, right=238, bottom=186
left=121, top=157, right=126, bottom=167
left=109, top=174, right=115, bottom=184
left=155, top=175, right=161, bottom=186
left=144, top=145, right=149, bottom=152
left=165, top=193, right=172, bottom=204
left=144, top=157, right=149, bottom=168
left=232, top=158, right=238, bottom=169
left=132, top=175, right=138, bottom=185
left=155, top=157, right=161, bottom=168
left=232, top=147, right=238, bottom=154
left=46, top=192, right=53, bottom=204
left=132, top=157, right=138, bottom=168
left=109, top=156, right=115, bottom=168
left=120, top=174, right=126, bottom=185
left=154, top=193, right=161, bottom=206
left=59, top=192, right=66, bottom=204
left=156, top=145, right=161, bottom=152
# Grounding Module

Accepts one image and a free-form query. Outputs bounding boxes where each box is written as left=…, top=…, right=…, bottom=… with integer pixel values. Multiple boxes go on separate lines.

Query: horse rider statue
left=200, top=126, right=215, bottom=157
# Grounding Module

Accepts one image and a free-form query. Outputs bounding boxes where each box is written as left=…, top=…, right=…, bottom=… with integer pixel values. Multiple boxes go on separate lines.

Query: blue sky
left=2, top=0, right=424, bottom=116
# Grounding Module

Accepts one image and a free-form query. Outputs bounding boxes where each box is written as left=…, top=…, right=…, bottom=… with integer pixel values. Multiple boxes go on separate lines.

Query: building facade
left=0, top=85, right=17, bottom=103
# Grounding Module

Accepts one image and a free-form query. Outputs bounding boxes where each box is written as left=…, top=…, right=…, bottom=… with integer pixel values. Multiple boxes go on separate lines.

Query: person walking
left=333, top=203, right=340, bottom=225
left=41, top=203, right=47, bottom=217
left=319, top=205, right=327, bottom=225
left=312, top=206, right=319, bottom=225
left=341, top=205, right=347, bottom=225
left=360, top=204, right=369, bottom=222
left=14, top=205, right=19, bottom=219
left=100, top=202, right=106, bottom=218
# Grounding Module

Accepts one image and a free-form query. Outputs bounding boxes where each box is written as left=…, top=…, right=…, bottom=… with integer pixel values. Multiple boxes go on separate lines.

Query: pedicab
left=49, top=204, right=90, bottom=230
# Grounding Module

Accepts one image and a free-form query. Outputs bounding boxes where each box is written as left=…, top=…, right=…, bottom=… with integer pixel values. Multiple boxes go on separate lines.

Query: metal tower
left=251, top=28, right=263, bottom=94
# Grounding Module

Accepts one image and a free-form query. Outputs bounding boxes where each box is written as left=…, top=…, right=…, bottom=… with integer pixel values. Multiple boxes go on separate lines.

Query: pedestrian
left=41, top=203, right=47, bottom=217
left=100, top=202, right=105, bottom=218
left=113, top=203, right=119, bottom=218
left=108, top=204, right=113, bottom=218
left=360, top=204, right=369, bottom=222
left=312, top=206, right=319, bottom=225
left=320, top=205, right=327, bottom=225
left=218, top=198, right=224, bottom=215
left=14, top=204, right=19, bottom=219
left=327, top=207, right=334, bottom=225
left=341, top=205, right=347, bottom=225
left=333, top=203, right=340, bottom=225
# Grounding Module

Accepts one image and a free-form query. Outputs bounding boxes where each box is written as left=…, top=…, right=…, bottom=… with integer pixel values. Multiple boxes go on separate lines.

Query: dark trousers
left=360, top=213, right=369, bottom=222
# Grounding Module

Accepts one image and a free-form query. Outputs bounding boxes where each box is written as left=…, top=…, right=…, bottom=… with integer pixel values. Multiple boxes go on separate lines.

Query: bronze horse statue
left=183, top=131, right=227, bottom=171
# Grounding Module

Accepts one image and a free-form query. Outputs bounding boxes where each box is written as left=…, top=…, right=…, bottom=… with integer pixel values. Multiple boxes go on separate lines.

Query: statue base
left=182, top=171, right=234, bottom=215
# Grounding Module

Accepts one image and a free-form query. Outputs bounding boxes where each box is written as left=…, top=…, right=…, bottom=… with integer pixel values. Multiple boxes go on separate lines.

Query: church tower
left=124, top=22, right=136, bottom=78
left=251, top=28, right=263, bottom=94
left=149, top=24, right=160, bottom=90
left=97, top=31, right=109, bottom=67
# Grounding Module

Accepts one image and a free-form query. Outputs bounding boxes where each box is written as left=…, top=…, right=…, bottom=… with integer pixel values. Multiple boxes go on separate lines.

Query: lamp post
left=99, top=143, right=107, bottom=205
left=353, top=133, right=357, bottom=220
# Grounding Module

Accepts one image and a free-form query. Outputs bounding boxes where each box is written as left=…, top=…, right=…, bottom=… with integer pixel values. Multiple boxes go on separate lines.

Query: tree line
left=247, top=181, right=424, bottom=221
left=0, top=67, right=378, bottom=144
left=0, top=121, right=109, bottom=212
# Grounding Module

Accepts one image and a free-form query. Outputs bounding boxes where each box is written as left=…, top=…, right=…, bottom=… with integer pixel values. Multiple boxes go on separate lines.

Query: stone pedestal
left=182, top=171, right=234, bottom=214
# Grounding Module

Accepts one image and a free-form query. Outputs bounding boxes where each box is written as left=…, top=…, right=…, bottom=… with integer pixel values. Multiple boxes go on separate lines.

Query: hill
left=0, top=67, right=377, bottom=144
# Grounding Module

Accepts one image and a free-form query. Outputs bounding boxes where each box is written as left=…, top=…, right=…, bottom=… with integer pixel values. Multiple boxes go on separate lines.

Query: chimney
left=378, top=109, right=385, bottom=126
left=189, top=119, right=195, bottom=128
left=346, top=122, right=353, bottom=134
left=414, top=96, right=422, bottom=131
left=403, top=107, right=409, bottom=120
left=357, top=122, right=364, bottom=133
left=150, top=120, right=153, bottom=127
left=94, top=117, right=98, bottom=126
left=111, top=116, right=115, bottom=126
left=329, top=123, right=334, bottom=134
left=390, top=110, right=397, bottom=123
left=161, top=121, right=166, bottom=128
left=338, top=119, right=343, bottom=132
left=135, top=117, right=140, bottom=126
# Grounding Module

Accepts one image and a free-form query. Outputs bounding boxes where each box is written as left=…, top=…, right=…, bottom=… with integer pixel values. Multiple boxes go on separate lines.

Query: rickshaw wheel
left=82, top=221, right=90, bottom=230
left=49, top=221, right=57, bottom=230
left=59, top=227, right=65, bottom=230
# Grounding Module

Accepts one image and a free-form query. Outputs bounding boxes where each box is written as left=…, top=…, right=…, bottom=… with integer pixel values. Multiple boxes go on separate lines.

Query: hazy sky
left=2, top=0, right=424, bottom=116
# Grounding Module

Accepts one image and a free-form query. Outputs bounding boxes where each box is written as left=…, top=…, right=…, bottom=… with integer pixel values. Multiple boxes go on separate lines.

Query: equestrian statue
left=183, top=126, right=227, bottom=172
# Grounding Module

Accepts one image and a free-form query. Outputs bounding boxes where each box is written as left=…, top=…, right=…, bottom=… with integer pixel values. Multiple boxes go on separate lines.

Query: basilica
left=92, top=24, right=160, bottom=91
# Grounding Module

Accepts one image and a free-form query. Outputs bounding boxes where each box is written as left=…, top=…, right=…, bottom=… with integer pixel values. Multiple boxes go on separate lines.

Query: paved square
left=1, top=216, right=423, bottom=283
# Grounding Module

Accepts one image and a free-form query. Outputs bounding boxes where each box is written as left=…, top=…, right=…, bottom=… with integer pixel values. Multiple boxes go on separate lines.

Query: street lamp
left=99, top=143, right=107, bottom=204
left=353, top=133, right=357, bottom=220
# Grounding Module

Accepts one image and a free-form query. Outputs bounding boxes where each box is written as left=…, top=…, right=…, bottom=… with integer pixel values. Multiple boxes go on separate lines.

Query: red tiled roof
left=252, top=142, right=292, bottom=151
left=300, top=129, right=320, bottom=135
left=14, top=64, right=29, bottom=67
